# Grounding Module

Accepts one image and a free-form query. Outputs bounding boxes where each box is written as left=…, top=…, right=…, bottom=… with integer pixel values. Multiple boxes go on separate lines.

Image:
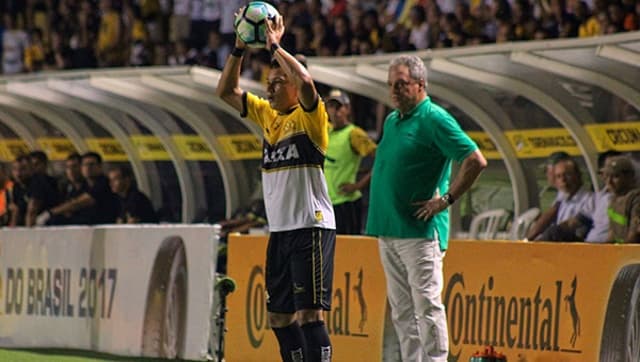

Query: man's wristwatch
left=441, top=193, right=455, bottom=206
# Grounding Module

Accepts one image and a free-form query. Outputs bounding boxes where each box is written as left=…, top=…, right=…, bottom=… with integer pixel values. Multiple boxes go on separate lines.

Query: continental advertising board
left=227, top=236, right=640, bottom=362
left=444, top=240, right=639, bottom=362
left=225, top=235, right=387, bottom=362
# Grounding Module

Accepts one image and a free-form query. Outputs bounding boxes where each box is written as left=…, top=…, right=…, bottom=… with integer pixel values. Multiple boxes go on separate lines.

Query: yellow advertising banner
left=172, top=135, right=215, bottom=161
left=444, top=240, right=640, bottom=362
left=225, top=235, right=387, bottom=362
left=504, top=128, right=581, bottom=159
left=467, top=132, right=501, bottom=160
left=130, top=135, right=171, bottom=161
left=218, top=134, right=262, bottom=160
left=85, top=138, right=128, bottom=162
left=585, top=121, right=640, bottom=152
left=37, top=138, right=76, bottom=161
left=0, top=139, right=28, bottom=161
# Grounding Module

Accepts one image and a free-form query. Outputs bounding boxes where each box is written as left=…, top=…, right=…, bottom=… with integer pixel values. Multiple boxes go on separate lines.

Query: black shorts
left=265, top=227, right=336, bottom=313
left=333, top=198, right=363, bottom=235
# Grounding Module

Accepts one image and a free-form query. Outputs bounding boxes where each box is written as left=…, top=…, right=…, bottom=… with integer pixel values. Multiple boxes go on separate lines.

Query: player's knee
left=269, top=312, right=297, bottom=328
left=297, top=309, right=323, bottom=325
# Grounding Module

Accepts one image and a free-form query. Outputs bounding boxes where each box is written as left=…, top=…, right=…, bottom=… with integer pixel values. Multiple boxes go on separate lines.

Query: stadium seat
left=468, top=209, right=509, bottom=240
left=509, top=207, right=541, bottom=240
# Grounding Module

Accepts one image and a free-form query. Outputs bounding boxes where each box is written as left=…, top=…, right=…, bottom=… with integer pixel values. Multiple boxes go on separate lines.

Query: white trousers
left=378, top=237, right=449, bottom=362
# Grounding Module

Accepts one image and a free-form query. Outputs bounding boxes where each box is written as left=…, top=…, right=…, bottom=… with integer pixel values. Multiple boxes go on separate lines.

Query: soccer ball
left=234, top=2, right=280, bottom=48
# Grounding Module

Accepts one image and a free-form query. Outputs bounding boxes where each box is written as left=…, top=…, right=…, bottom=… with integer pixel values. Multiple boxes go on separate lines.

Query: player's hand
left=412, top=197, right=448, bottom=221
left=265, top=14, right=284, bottom=48
left=234, top=7, right=246, bottom=49
left=339, top=183, right=358, bottom=194
left=36, top=210, right=51, bottom=226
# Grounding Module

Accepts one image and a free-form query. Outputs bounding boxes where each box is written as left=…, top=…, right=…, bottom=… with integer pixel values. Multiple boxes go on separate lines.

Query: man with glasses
left=216, top=11, right=335, bottom=362
left=366, top=54, right=487, bottom=362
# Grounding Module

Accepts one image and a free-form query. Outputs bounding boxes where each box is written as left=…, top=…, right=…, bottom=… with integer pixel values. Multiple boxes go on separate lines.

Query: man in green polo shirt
left=366, top=54, right=487, bottom=361
left=324, top=89, right=377, bottom=234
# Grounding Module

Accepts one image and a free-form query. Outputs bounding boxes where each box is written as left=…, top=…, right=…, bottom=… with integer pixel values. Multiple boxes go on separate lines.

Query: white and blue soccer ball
left=234, top=2, right=280, bottom=48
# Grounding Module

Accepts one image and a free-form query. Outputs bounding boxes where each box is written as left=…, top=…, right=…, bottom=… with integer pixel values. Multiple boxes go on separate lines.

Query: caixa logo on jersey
left=443, top=273, right=582, bottom=361
left=246, top=265, right=370, bottom=348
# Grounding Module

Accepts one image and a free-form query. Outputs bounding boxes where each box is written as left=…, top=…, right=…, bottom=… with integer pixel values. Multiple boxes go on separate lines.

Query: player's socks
left=301, top=321, right=331, bottom=362
left=272, top=321, right=306, bottom=362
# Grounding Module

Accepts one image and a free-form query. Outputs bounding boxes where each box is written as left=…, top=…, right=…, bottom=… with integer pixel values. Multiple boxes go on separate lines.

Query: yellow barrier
left=227, top=236, right=640, bottom=362
left=226, top=234, right=387, bottom=362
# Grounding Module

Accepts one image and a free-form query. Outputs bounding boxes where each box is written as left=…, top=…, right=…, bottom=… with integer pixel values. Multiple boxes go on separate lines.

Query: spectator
left=604, top=155, right=640, bottom=243
left=170, top=0, right=191, bottom=44
left=2, top=13, right=28, bottom=74
left=584, top=151, right=621, bottom=242
left=528, top=157, right=594, bottom=241
left=539, top=151, right=571, bottom=202
left=40, top=152, right=118, bottom=225
left=408, top=5, right=430, bottom=50
left=52, top=152, right=89, bottom=225
left=324, top=89, right=377, bottom=235
left=8, top=155, right=31, bottom=227
left=533, top=151, right=620, bottom=243
left=0, top=162, right=13, bottom=226
left=200, top=30, right=227, bottom=70
left=24, top=28, right=46, bottom=72
left=96, top=0, right=126, bottom=67
left=25, top=151, right=60, bottom=226
left=108, top=165, right=158, bottom=224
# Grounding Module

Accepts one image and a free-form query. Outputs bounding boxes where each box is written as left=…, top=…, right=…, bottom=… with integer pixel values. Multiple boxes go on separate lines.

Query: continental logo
left=505, top=129, right=580, bottom=158
left=585, top=122, right=640, bottom=152
left=444, top=273, right=582, bottom=362
left=245, top=265, right=369, bottom=348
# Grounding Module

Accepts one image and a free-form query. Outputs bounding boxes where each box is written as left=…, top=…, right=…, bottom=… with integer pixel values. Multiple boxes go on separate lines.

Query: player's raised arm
left=215, top=9, right=246, bottom=113
left=265, top=15, right=318, bottom=111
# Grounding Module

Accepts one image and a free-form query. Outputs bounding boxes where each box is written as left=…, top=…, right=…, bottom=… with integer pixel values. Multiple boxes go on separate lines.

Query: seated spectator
left=217, top=198, right=267, bottom=238
left=539, top=151, right=571, bottom=202
left=0, top=162, right=14, bottom=226
left=26, top=151, right=60, bottom=226
left=527, top=157, right=593, bottom=241
left=107, top=165, right=158, bottom=224
left=535, top=151, right=620, bottom=242
left=8, top=155, right=32, bottom=226
left=51, top=152, right=89, bottom=225
left=584, top=151, right=621, bottom=242
left=38, top=152, right=118, bottom=225
left=604, top=156, right=640, bottom=243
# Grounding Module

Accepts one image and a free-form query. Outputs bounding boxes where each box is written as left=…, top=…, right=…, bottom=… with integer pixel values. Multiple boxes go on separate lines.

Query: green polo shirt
left=365, top=97, right=477, bottom=250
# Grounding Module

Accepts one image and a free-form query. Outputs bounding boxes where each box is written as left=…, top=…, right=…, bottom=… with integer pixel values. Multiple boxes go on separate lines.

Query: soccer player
left=216, top=11, right=336, bottom=362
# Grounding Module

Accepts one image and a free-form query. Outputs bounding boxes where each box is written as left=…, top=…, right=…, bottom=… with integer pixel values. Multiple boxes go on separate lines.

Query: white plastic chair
left=509, top=207, right=541, bottom=240
left=468, top=209, right=509, bottom=240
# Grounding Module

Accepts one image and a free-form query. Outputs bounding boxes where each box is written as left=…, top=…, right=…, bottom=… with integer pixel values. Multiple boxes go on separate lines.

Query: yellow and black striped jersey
left=243, top=92, right=336, bottom=231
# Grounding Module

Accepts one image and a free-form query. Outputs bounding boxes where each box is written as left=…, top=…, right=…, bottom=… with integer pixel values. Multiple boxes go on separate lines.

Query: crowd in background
left=0, top=0, right=637, bottom=75
left=0, top=151, right=158, bottom=227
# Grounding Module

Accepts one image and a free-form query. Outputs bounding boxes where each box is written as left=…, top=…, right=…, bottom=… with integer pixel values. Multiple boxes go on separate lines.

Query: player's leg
left=333, top=202, right=348, bottom=235
left=291, top=228, right=336, bottom=362
left=266, top=231, right=307, bottom=362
